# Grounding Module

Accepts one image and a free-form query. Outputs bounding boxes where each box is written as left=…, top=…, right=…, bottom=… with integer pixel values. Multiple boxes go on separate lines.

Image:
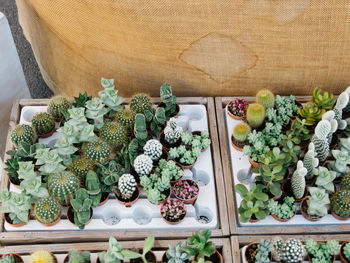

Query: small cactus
left=99, top=121, right=127, bottom=148
left=33, top=197, right=61, bottom=225
left=10, top=124, right=36, bottom=146
left=303, top=143, right=319, bottom=180
left=291, top=161, right=307, bottom=199
left=311, top=120, right=331, bottom=162
left=130, top=93, right=152, bottom=114
left=164, top=118, right=183, bottom=144
left=334, top=91, right=349, bottom=130
left=115, top=108, right=136, bottom=132
left=31, top=112, right=55, bottom=135
left=271, top=237, right=283, bottom=261
left=84, top=139, right=111, bottom=163
left=47, top=95, right=72, bottom=120
left=30, top=250, right=56, bottom=263
left=280, top=239, right=304, bottom=263
left=118, top=174, right=137, bottom=199
left=47, top=171, right=80, bottom=204
left=246, top=103, right=265, bottom=128
left=341, top=173, right=350, bottom=191
left=232, top=122, right=251, bottom=142
left=331, top=190, right=350, bottom=218
left=69, top=158, right=95, bottom=183
left=256, top=89, right=275, bottom=109
left=134, top=154, right=153, bottom=176
left=143, top=139, right=163, bottom=160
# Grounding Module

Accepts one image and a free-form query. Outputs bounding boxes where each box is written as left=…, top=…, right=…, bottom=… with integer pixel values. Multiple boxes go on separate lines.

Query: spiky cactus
left=31, top=112, right=55, bottom=136
left=130, top=93, right=152, bottom=114
left=134, top=154, right=153, bottom=176
left=280, top=239, right=304, bottom=263
left=271, top=237, right=283, bottom=261
left=232, top=122, right=251, bottom=142
left=333, top=91, right=349, bottom=130
left=69, top=158, right=94, bottom=183
left=311, top=120, right=331, bottom=162
left=331, top=190, right=350, bottom=218
left=291, top=161, right=307, bottom=199
left=164, top=118, right=183, bottom=144
left=99, top=121, right=127, bottom=148
left=246, top=103, right=265, bottom=128
left=33, top=197, right=61, bottom=225
left=341, top=173, right=350, bottom=191
left=30, top=250, right=56, bottom=263
left=303, top=143, right=319, bottom=180
left=47, top=171, right=80, bottom=204
left=322, top=111, right=338, bottom=145
left=10, top=124, right=36, bottom=146
left=256, top=89, right=275, bottom=109
left=143, top=139, right=163, bottom=160
left=84, top=139, right=111, bottom=162
left=118, top=174, right=137, bottom=199
left=47, top=95, right=72, bottom=120
left=115, top=108, right=136, bottom=132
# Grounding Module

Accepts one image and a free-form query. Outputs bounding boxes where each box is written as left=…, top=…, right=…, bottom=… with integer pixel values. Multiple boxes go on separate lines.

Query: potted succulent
left=114, top=174, right=140, bottom=207
left=143, top=139, right=168, bottom=166
left=301, top=187, right=330, bottom=221
left=330, top=189, right=350, bottom=220
left=30, top=250, right=58, bottom=263
left=173, top=179, right=199, bottom=205
left=267, top=196, right=296, bottom=222
left=270, top=238, right=304, bottom=262
left=159, top=118, right=183, bottom=150
left=160, top=199, right=187, bottom=225
left=169, top=145, right=200, bottom=170
left=10, top=124, right=36, bottom=148
left=283, top=161, right=308, bottom=202
left=64, top=250, right=91, bottom=263
left=154, top=159, right=184, bottom=185
left=159, top=83, right=180, bottom=119
left=244, top=239, right=272, bottom=263
left=47, top=95, right=72, bottom=122
left=181, top=131, right=211, bottom=152
left=97, top=237, right=124, bottom=263
left=161, top=241, right=189, bottom=263
left=67, top=188, right=94, bottom=229
left=305, top=239, right=339, bottom=263
left=226, top=98, right=248, bottom=120
left=33, top=197, right=61, bottom=226
left=31, top=112, right=56, bottom=138
left=340, top=241, right=350, bottom=263
left=231, top=122, right=251, bottom=151
left=122, top=236, right=157, bottom=263
left=4, top=157, right=21, bottom=188
left=0, top=254, right=24, bottom=263
left=141, top=173, right=171, bottom=205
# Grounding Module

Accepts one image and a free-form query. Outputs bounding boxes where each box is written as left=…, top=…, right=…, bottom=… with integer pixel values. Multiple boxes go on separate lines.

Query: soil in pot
left=231, top=135, right=247, bottom=151
left=130, top=251, right=157, bottom=263
left=159, top=131, right=182, bottom=150
left=204, top=250, right=222, bottom=263
left=114, top=186, right=140, bottom=207
left=245, top=243, right=259, bottom=263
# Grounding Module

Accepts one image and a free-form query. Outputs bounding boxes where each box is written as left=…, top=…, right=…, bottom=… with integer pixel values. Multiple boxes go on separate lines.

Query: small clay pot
left=300, top=198, right=322, bottom=222
left=176, top=159, right=197, bottom=170
left=248, top=216, right=260, bottom=223
left=114, top=185, right=140, bottom=207
left=1, top=253, right=24, bottom=263
left=37, top=127, right=56, bottom=138
left=66, top=206, right=93, bottom=227
left=226, top=104, right=246, bottom=120
left=271, top=201, right=296, bottom=222
left=173, top=179, right=199, bottom=205
left=98, top=192, right=110, bottom=206
left=158, top=103, right=180, bottom=118
left=231, top=135, right=246, bottom=152
left=331, top=208, right=350, bottom=220
left=158, top=130, right=182, bottom=151
left=340, top=241, right=350, bottom=263
left=129, top=250, right=157, bottom=263
left=248, top=157, right=259, bottom=168
left=3, top=212, right=30, bottom=227
left=244, top=243, right=259, bottom=263
left=202, top=250, right=222, bottom=263
left=161, top=201, right=187, bottom=225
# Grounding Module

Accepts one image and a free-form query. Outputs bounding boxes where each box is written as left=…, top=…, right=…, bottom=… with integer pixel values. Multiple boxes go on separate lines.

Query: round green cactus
left=84, top=139, right=111, bottom=162
left=256, top=89, right=275, bottom=109
left=232, top=123, right=251, bottom=142
left=10, top=124, right=36, bottom=146
left=47, top=95, right=72, bottom=120
left=115, top=108, right=136, bottom=132
left=341, top=173, right=350, bottom=191
left=331, top=190, right=350, bottom=217
left=69, top=157, right=95, bottom=183
left=246, top=103, right=265, bottom=128
left=130, top=93, right=152, bottom=114
left=31, top=112, right=55, bottom=135
left=99, top=122, right=127, bottom=148
left=280, top=239, right=304, bottom=263
left=33, top=197, right=61, bottom=224
left=47, top=171, right=80, bottom=204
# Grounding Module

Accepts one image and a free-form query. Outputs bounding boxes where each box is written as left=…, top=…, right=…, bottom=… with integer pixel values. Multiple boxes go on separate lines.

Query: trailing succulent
left=154, top=159, right=183, bottom=182
left=35, top=148, right=65, bottom=175
left=85, top=98, right=109, bottom=129
left=98, top=77, right=125, bottom=112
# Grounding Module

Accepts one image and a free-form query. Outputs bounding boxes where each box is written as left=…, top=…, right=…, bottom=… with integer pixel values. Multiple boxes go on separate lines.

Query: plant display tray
left=216, top=96, right=350, bottom=235
left=0, top=98, right=229, bottom=244
left=0, top=237, right=232, bottom=262
left=232, top=234, right=349, bottom=263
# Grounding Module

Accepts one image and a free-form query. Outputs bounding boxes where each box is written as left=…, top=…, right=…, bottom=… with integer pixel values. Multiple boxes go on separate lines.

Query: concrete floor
left=0, top=0, right=53, bottom=98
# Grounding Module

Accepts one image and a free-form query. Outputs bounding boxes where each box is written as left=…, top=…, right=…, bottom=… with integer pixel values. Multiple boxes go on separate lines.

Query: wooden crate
left=0, top=237, right=232, bottom=262
left=215, top=96, right=350, bottom=235
left=231, top=234, right=350, bottom=263
left=0, top=97, right=229, bottom=245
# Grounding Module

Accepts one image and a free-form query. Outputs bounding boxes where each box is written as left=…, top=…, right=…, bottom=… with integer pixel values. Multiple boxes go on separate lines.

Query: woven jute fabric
left=16, top=0, right=350, bottom=97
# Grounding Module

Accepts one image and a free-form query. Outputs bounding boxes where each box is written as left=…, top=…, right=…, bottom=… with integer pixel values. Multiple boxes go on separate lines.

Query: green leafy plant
left=285, top=117, right=312, bottom=145
left=35, top=148, right=65, bottom=175
left=268, top=196, right=296, bottom=219
left=141, top=173, right=171, bottom=204
left=306, top=187, right=330, bottom=218
left=67, top=250, right=90, bottom=263
left=7, top=142, right=45, bottom=162
left=312, top=87, right=336, bottom=110
left=10, top=124, right=36, bottom=147
left=70, top=188, right=93, bottom=229
left=4, top=157, right=20, bottom=185
left=305, top=239, right=339, bottom=263
left=0, top=189, right=31, bottom=225
left=154, top=159, right=183, bottom=182
left=122, top=236, right=155, bottom=263
left=182, top=230, right=215, bottom=261
left=98, top=237, right=124, bottom=263
left=73, top=92, right=92, bottom=107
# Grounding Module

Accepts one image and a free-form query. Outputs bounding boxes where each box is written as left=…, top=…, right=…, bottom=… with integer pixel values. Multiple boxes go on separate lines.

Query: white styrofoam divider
left=5, top=104, right=218, bottom=231
left=224, top=104, right=350, bottom=226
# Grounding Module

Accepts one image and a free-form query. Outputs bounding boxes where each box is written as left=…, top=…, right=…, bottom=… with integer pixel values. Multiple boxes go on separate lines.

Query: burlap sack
left=16, top=0, right=350, bottom=97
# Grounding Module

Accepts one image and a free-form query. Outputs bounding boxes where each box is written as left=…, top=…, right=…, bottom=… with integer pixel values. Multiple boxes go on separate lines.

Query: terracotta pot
left=331, top=208, right=350, bottom=220
left=248, top=157, right=259, bottom=168
left=114, top=185, right=140, bottom=207
left=161, top=209, right=187, bottom=225
left=36, top=211, right=61, bottom=227
left=300, top=199, right=321, bottom=222
left=244, top=243, right=259, bottom=262
left=66, top=206, right=93, bottom=227
left=249, top=217, right=260, bottom=223
left=307, top=253, right=335, bottom=263
left=173, top=179, right=199, bottom=205
left=98, top=192, right=110, bottom=206
left=226, top=104, right=245, bottom=120
left=3, top=212, right=30, bottom=227
left=1, top=253, right=24, bottom=263
left=271, top=206, right=296, bottom=222
left=231, top=135, right=246, bottom=152
left=37, top=127, right=56, bottom=138
left=340, top=241, right=350, bottom=263
left=129, top=250, right=157, bottom=263
left=9, top=181, right=21, bottom=189
left=176, top=159, right=197, bottom=170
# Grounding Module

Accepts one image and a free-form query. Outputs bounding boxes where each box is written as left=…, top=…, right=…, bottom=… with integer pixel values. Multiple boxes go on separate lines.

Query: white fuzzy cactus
left=280, top=239, right=304, bottom=263
left=322, top=111, right=338, bottom=145
left=143, top=139, right=163, bottom=160
left=118, top=174, right=137, bottom=199
left=291, top=161, right=307, bottom=199
left=334, top=91, right=349, bottom=130
left=303, top=143, right=319, bottom=180
left=134, top=154, right=153, bottom=176
left=164, top=118, right=183, bottom=144
left=311, top=120, right=331, bottom=162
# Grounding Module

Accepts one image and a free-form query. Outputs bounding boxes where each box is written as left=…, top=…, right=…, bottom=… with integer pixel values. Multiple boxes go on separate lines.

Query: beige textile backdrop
left=15, top=0, right=350, bottom=97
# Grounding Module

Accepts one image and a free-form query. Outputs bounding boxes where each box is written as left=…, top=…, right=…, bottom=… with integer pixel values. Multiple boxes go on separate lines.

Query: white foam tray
left=224, top=104, right=350, bottom=226
left=4, top=104, right=218, bottom=231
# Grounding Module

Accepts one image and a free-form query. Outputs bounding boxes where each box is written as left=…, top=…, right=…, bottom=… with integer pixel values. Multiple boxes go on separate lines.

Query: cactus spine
left=256, top=89, right=275, bottom=109
left=311, top=120, right=331, bottom=162
left=130, top=93, right=152, bottom=114
left=118, top=174, right=137, bottom=199
left=30, top=250, right=56, bottom=263
left=246, top=103, right=265, bottom=128
left=10, top=124, right=36, bottom=146
left=47, top=171, right=80, bottom=204
left=134, top=154, right=153, bottom=176
left=31, top=112, right=55, bottom=135
left=291, top=161, right=307, bottom=199
left=47, top=95, right=72, bottom=120
left=331, top=190, right=350, bottom=218
left=69, top=158, right=94, bottom=183
left=143, top=139, right=163, bottom=160
left=232, top=123, right=251, bottom=142
left=115, top=108, right=136, bottom=132
left=34, top=197, right=61, bottom=225
left=164, top=118, right=182, bottom=144
left=99, top=121, right=127, bottom=148
left=84, top=139, right=111, bottom=162
left=303, top=143, right=319, bottom=180
left=280, top=239, right=304, bottom=263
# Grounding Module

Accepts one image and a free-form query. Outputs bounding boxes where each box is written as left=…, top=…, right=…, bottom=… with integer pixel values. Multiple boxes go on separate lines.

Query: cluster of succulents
left=154, top=159, right=183, bottom=182
left=267, top=196, right=296, bottom=220
left=173, top=180, right=199, bottom=201
left=160, top=199, right=186, bottom=222
left=305, top=239, right=339, bottom=263
left=227, top=98, right=248, bottom=117
left=181, top=131, right=211, bottom=151
left=169, top=145, right=201, bottom=166
left=140, top=173, right=171, bottom=204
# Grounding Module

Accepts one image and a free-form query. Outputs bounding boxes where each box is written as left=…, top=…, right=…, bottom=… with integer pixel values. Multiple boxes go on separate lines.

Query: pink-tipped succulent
left=161, top=199, right=186, bottom=222
left=227, top=98, right=248, bottom=117
left=173, top=180, right=199, bottom=200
